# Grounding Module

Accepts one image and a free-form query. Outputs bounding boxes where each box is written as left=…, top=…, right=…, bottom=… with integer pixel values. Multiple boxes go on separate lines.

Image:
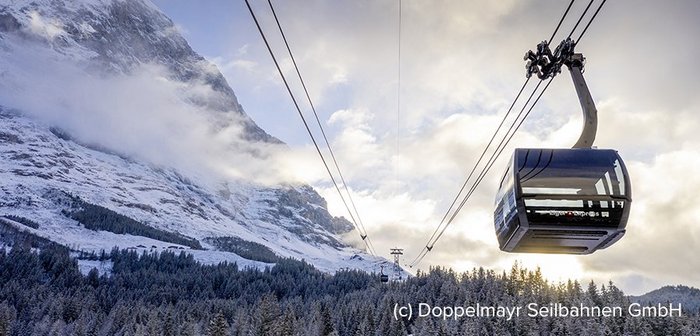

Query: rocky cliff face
left=0, top=0, right=377, bottom=273
left=2, top=0, right=276, bottom=143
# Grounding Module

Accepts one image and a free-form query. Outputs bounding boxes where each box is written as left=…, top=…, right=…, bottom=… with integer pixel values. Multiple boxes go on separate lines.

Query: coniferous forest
left=0, top=243, right=699, bottom=336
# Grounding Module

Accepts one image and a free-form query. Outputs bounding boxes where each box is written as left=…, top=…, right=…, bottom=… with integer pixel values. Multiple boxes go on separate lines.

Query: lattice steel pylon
left=390, top=248, right=404, bottom=279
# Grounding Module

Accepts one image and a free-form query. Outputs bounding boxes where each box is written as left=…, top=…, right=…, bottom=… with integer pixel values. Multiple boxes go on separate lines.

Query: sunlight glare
left=507, top=254, right=585, bottom=283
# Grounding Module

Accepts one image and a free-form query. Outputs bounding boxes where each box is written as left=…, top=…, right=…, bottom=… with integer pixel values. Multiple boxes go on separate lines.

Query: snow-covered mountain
left=630, top=286, right=700, bottom=313
left=0, top=0, right=398, bottom=275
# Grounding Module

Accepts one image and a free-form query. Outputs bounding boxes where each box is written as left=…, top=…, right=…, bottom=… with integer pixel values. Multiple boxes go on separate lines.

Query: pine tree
left=231, top=309, right=250, bottom=336
left=48, top=319, right=66, bottom=336
left=255, top=293, right=281, bottom=336
left=86, top=267, right=100, bottom=288
left=317, top=304, right=336, bottom=336
left=354, top=308, right=375, bottom=336
left=145, top=309, right=161, bottom=336
left=207, top=312, right=230, bottom=336
left=162, top=308, right=176, bottom=336
left=276, top=307, right=297, bottom=336
left=587, top=280, right=602, bottom=306
left=62, top=298, right=80, bottom=324
left=179, top=315, right=199, bottom=336
left=0, top=303, right=16, bottom=336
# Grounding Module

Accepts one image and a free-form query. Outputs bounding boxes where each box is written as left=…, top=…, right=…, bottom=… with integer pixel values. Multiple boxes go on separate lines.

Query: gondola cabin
left=494, top=148, right=631, bottom=254
left=380, top=274, right=389, bottom=283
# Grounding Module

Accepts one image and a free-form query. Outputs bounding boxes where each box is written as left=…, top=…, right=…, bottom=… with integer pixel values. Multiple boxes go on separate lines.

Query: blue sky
left=147, top=0, right=700, bottom=295
left=151, top=0, right=357, bottom=146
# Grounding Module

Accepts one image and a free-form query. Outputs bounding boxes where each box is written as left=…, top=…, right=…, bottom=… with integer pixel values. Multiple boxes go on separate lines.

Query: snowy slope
left=0, top=0, right=404, bottom=276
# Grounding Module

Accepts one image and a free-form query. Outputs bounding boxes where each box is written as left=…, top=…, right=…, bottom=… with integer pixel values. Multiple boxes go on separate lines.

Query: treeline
left=1, top=215, right=40, bottom=229
left=63, top=196, right=202, bottom=249
left=0, top=245, right=698, bottom=335
left=0, top=219, right=61, bottom=250
left=204, top=236, right=279, bottom=263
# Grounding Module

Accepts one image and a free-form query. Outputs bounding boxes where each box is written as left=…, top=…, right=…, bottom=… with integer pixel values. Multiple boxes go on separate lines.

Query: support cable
left=408, top=77, right=531, bottom=266
left=411, top=78, right=554, bottom=267
left=266, top=0, right=373, bottom=254
left=245, top=0, right=375, bottom=255
left=396, top=0, right=402, bottom=194
left=413, top=79, right=544, bottom=265
left=549, top=0, right=575, bottom=44
left=575, top=0, right=607, bottom=43
left=435, top=78, right=555, bottom=245
left=566, top=0, right=594, bottom=39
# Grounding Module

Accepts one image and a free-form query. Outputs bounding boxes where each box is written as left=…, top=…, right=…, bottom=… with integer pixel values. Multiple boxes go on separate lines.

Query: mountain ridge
left=0, top=0, right=394, bottom=275
left=631, top=285, right=700, bottom=313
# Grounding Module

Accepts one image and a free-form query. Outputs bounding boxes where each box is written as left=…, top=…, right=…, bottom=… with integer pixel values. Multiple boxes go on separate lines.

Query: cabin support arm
left=566, top=54, right=597, bottom=149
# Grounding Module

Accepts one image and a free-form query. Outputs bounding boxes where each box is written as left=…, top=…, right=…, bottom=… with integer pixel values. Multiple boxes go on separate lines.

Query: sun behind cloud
left=506, top=255, right=585, bottom=283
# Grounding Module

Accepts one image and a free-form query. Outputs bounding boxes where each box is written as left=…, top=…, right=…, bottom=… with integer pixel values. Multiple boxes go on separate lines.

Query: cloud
left=167, top=23, right=189, bottom=37
left=27, top=11, right=66, bottom=40
left=0, top=35, right=303, bottom=188
left=211, top=57, right=258, bottom=73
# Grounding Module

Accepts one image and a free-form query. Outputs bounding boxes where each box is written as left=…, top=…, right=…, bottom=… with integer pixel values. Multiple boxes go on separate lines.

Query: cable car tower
left=390, top=248, right=404, bottom=279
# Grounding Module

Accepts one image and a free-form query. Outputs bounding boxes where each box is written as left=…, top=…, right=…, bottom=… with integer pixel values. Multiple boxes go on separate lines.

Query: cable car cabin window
left=514, top=149, right=630, bottom=228
left=516, top=149, right=627, bottom=198
left=614, top=160, right=626, bottom=196
left=495, top=158, right=515, bottom=205
left=494, top=155, right=519, bottom=240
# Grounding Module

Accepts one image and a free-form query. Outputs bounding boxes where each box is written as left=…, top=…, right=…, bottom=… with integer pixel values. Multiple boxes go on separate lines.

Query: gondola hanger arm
left=525, top=38, right=597, bottom=149
left=565, top=53, right=597, bottom=148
